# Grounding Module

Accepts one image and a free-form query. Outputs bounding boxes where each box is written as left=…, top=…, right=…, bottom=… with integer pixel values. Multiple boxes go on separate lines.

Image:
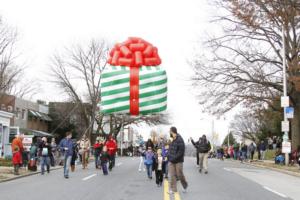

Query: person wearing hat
left=197, top=134, right=211, bottom=174
left=168, top=127, right=188, bottom=194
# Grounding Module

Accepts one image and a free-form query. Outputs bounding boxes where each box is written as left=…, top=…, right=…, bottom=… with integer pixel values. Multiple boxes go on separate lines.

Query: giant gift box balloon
left=100, top=37, right=167, bottom=115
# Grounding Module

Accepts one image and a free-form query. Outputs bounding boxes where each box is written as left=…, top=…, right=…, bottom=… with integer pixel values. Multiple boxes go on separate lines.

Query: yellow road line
left=164, top=179, right=170, bottom=200
left=174, top=192, right=181, bottom=200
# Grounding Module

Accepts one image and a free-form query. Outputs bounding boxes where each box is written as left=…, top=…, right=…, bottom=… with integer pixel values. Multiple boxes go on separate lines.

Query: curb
left=0, top=166, right=63, bottom=183
left=227, top=159, right=300, bottom=178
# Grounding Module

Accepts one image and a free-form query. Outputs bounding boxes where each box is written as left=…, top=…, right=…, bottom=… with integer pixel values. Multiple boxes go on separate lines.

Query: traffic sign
left=282, top=141, right=291, bottom=153
left=281, top=96, right=289, bottom=107
left=285, top=107, right=294, bottom=119
left=281, top=121, right=289, bottom=132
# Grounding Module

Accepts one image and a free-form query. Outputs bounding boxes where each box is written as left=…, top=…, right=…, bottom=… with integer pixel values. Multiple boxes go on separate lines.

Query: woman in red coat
left=105, top=135, right=117, bottom=171
left=11, top=134, right=24, bottom=175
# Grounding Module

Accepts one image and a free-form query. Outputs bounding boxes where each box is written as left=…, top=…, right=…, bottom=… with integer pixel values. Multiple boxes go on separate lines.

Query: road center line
left=82, top=174, right=97, bottom=181
left=223, top=168, right=232, bottom=172
left=174, top=192, right=181, bottom=200
left=263, top=186, right=288, bottom=198
left=164, top=179, right=170, bottom=200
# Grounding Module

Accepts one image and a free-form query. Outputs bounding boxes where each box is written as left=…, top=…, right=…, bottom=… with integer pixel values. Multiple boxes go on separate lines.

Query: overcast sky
left=0, top=0, right=232, bottom=143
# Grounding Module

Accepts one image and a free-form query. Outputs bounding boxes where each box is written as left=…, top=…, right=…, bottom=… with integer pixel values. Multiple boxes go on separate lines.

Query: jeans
left=169, top=162, right=188, bottom=192
left=199, top=153, right=209, bottom=171
left=145, top=164, right=153, bottom=178
left=109, top=154, right=115, bottom=170
left=64, top=155, right=72, bottom=177
left=138, top=156, right=145, bottom=171
left=102, top=161, right=108, bottom=175
left=94, top=155, right=100, bottom=168
left=260, top=150, right=266, bottom=160
left=41, top=156, right=50, bottom=174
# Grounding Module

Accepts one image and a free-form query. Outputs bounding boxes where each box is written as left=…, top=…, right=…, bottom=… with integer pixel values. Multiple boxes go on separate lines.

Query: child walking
left=144, top=147, right=155, bottom=179
left=162, top=144, right=169, bottom=179
left=100, top=146, right=109, bottom=175
left=155, top=149, right=164, bottom=187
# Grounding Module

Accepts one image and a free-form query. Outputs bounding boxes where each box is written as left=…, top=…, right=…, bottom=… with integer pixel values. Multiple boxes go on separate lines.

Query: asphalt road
left=0, top=157, right=299, bottom=200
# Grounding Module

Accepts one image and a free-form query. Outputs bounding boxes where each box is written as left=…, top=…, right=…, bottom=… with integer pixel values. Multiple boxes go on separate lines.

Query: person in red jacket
left=105, top=135, right=117, bottom=171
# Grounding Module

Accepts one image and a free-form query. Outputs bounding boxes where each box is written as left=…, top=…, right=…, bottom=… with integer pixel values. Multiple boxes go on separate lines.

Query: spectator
left=248, top=143, right=256, bottom=161
left=259, top=141, right=266, bottom=160
left=11, top=134, right=24, bottom=175
left=79, top=134, right=91, bottom=169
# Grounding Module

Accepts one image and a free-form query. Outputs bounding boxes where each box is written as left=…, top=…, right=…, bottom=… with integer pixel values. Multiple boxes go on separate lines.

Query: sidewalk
left=229, top=158, right=300, bottom=177
left=0, top=165, right=63, bottom=183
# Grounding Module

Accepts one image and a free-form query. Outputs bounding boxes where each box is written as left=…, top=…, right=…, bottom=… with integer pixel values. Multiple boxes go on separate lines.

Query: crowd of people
left=11, top=132, right=118, bottom=178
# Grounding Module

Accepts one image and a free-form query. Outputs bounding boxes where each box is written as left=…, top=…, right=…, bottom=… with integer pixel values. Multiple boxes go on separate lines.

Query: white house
left=0, top=110, right=14, bottom=158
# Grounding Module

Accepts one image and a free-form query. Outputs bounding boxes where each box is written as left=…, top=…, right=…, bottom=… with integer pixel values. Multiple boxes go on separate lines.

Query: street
left=0, top=157, right=299, bottom=200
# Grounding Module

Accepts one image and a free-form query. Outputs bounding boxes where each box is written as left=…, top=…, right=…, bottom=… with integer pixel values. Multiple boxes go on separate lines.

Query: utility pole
left=282, top=23, right=289, bottom=166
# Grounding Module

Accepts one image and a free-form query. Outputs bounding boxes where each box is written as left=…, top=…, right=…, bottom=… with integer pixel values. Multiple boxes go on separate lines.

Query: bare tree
left=50, top=39, right=109, bottom=138
left=191, top=0, right=300, bottom=148
left=0, top=18, right=22, bottom=100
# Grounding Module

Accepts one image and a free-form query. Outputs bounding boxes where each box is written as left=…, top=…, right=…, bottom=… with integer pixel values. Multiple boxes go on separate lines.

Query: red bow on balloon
left=107, top=37, right=161, bottom=67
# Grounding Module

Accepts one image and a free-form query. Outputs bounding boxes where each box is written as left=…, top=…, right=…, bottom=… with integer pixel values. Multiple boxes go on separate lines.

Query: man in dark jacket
left=198, top=135, right=211, bottom=174
left=191, top=137, right=201, bottom=166
left=168, top=127, right=188, bottom=194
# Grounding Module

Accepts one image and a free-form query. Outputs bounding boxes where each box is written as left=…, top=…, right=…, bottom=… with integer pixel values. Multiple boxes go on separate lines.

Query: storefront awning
left=20, top=128, right=53, bottom=137
left=28, top=110, right=52, bottom=121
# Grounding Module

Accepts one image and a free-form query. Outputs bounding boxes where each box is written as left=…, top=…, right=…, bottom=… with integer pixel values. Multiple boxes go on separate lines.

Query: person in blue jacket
left=59, top=132, right=74, bottom=179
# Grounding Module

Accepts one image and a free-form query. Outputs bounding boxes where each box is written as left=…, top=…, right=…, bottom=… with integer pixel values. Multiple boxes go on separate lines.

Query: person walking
left=79, top=134, right=91, bottom=169
left=105, top=135, right=117, bottom=171
left=259, top=141, right=266, bottom=160
left=93, top=138, right=102, bottom=169
left=154, top=149, right=163, bottom=187
left=144, top=146, right=155, bottom=179
left=248, top=142, right=255, bottom=161
left=138, top=145, right=146, bottom=172
left=100, top=145, right=109, bottom=175
left=39, top=137, right=52, bottom=175
left=50, top=138, right=57, bottom=166
left=11, top=134, right=24, bottom=175
left=233, top=142, right=240, bottom=160
left=59, top=132, right=74, bottom=179
left=168, top=127, right=188, bottom=194
left=240, top=143, right=248, bottom=163
left=191, top=137, right=201, bottom=166
left=197, top=135, right=211, bottom=174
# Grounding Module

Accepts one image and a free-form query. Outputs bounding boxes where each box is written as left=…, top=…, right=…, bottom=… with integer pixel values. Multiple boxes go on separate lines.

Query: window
left=22, top=109, right=26, bottom=120
left=15, top=107, right=20, bottom=118
left=7, top=106, right=13, bottom=112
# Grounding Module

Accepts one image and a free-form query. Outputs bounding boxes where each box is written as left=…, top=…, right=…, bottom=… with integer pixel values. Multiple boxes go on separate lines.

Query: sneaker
left=204, top=171, right=208, bottom=174
left=199, top=169, right=202, bottom=173
left=138, top=169, right=142, bottom=172
left=64, top=175, right=69, bottom=179
left=182, top=189, right=187, bottom=193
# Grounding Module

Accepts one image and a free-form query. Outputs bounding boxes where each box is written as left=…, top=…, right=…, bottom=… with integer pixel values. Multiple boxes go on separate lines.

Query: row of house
left=0, top=95, right=55, bottom=157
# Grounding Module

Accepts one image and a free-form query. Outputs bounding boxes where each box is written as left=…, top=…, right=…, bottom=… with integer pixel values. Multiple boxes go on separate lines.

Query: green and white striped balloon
left=100, top=66, right=167, bottom=115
